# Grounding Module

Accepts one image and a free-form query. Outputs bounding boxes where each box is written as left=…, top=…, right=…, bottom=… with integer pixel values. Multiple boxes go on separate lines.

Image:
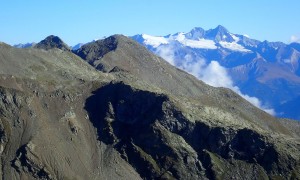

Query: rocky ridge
left=0, top=35, right=299, bottom=179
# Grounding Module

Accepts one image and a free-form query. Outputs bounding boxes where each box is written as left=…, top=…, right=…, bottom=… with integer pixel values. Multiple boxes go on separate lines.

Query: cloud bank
left=290, top=35, right=300, bottom=43
left=156, top=45, right=275, bottom=115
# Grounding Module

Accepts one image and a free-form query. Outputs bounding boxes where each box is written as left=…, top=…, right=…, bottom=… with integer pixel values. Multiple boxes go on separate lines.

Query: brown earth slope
left=0, top=42, right=141, bottom=180
left=0, top=35, right=299, bottom=180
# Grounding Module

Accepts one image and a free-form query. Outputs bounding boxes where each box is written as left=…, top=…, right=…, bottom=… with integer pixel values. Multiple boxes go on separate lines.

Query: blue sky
left=1, top=0, right=300, bottom=45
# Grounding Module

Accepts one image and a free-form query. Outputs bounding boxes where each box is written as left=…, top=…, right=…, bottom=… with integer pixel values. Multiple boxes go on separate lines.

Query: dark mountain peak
left=71, top=35, right=126, bottom=51
left=73, top=35, right=120, bottom=67
left=75, top=34, right=138, bottom=59
left=93, top=34, right=131, bottom=47
left=205, top=25, right=234, bottom=42
left=34, top=35, right=70, bottom=51
left=44, top=35, right=63, bottom=43
left=108, top=34, right=134, bottom=45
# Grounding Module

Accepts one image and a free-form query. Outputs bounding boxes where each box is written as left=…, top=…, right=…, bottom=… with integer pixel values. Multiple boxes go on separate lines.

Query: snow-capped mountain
left=131, top=25, right=300, bottom=120
left=71, top=39, right=101, bottom=50
left=13, top=42, right=36, bottom=48
left=71, top=43, right=85, bottom=50
left=133, top=25, right=253, bottom=52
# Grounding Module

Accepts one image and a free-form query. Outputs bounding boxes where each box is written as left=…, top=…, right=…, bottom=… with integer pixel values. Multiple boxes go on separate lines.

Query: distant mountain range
left=131, top=25, right=300, bottom=120
left=13, top=25, right=300, bottom=120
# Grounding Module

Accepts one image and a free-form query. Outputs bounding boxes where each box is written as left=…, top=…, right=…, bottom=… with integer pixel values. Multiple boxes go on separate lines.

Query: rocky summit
left=34, top=35, right=71, bottom=51
left=0, top=35, right=299, bottom=179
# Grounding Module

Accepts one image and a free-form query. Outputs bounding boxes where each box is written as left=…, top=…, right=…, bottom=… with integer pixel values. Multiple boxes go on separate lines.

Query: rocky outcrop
left=0, top=83, right=142, bottom=180
left=73, top=36, right=118, bottom=71
left=85, top=82, right=300, bottom=179
left=12, top=143, right=52, bottom=179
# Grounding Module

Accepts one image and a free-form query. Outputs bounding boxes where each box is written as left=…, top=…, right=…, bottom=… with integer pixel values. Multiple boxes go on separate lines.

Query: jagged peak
left=73, top=35, right=123, bottom=63
left=214, top=25, right=229, bottom=32
left=84, top=34, right=136, bottom=49
left=34, top=35, right=70, bottom=51
left=185, top=27, right=206, bottom=40
left=43, top=35, right=63, bottom=42
left=205, top=25, right=234, bottom=42
left=190, top=27, right=205, bottom=33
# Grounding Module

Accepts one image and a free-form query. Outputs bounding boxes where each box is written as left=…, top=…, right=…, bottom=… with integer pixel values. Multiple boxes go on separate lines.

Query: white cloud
left=155, top=45, right=176, bottom=65
left=155, top=46, right=275, bottom=115
left=290, top=35, right=300, bottom=43
left=199, top=61, right=234, bottom=88
left=241, top=94, right=275, bottom=115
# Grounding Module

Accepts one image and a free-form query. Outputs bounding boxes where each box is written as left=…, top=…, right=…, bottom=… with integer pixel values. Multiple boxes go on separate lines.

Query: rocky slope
left=0, top=35, right=299, bottom=179
left=75, top=35, right=300, bottom=179
left=0, top=41, right=140, bottom=180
